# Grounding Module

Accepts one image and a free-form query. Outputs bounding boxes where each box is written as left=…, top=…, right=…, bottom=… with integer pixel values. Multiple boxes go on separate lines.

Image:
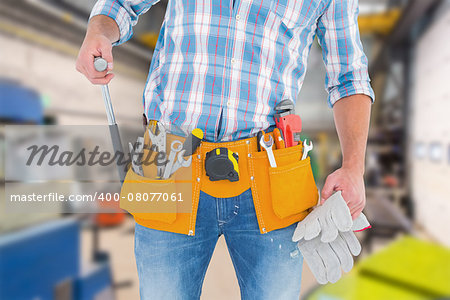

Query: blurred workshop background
left=1, top=0, right=450, bottom=299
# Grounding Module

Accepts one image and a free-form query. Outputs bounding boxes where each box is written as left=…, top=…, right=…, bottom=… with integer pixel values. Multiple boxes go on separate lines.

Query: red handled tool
left=274, top=99, right=302, bottom=148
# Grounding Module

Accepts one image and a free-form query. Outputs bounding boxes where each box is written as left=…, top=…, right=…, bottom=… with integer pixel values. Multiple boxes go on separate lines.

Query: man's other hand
left=320, top=167, right=365, bottom=220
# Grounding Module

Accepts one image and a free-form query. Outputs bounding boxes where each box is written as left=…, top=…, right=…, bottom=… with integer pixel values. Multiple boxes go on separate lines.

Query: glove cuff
left=354, top=225, right=371, bottom=232
left=352, top=213, right=371, bottom=232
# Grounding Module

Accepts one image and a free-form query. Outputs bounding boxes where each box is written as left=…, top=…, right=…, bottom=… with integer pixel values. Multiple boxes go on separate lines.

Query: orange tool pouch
left=120, top=125, right=319, bottom=235
left=248, top=143, right=319, bottom=233
left=119, top=127, right=193, bottom=233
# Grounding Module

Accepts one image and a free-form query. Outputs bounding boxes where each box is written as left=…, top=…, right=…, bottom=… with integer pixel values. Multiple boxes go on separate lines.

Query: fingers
left=330, top=235, right=353, bottom=273
left=298, top=234, right=360, bottom=285
left=292, top=210, right=322, bottom=242
left=320, top=174, right=337, bottom=204
left=306, top=250, right=328, bottom=285
left=99, top=43, right=114, bottom=70
left=340, top=182, right=366, bottom=217
left=321, top=168, right=366, bottom=220
left=297, top=241, right=328, bottom=284
left=77, top=59, right=113, bottom=84
left=320, top=210, right=338, bottom=243
left=317, top=242, right=341, bottom=283
left=75, top=35, right=114, bottom=84
left=87, top=73, right=115, bottom=85
left=76, top=53, right=108, bottom=80
left=304, top=217, right=321, bottom=240
left=292, top=217, right=321, bottom=242
left=330, top=194, right=353, bottom=232
left=292, top=222, right=306, bottom=242
left=349, top=201, right=365, bottom=220
left=340, top=231, right=362, bottom=256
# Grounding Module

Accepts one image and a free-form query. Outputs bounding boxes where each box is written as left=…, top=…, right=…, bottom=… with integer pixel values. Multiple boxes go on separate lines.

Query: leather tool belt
left=120, top=124, right=319, bottom=236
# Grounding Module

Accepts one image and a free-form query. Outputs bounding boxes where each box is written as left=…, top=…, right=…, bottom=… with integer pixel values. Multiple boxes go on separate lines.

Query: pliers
left=148, top=123, right=167, bottom=178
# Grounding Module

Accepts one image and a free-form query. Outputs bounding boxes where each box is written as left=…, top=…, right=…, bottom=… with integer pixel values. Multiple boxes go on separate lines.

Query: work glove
left=293, top=191, right=370, bottom=243
left=292, top=191, right=371, bottom=284
left=295, top=216, right=369, bottom=284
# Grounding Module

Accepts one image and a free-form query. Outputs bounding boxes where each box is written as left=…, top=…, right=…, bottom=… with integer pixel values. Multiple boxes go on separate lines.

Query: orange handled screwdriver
left=273, top=128, right=285, bottom=149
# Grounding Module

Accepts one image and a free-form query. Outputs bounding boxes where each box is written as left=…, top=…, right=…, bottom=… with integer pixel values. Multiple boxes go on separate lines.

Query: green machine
left=306, top=237, right=450, bottom=300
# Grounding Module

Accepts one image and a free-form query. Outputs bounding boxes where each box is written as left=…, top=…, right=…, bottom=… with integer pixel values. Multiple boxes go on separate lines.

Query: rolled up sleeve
left=316, top=0, right=375, bottom=107
left=90, top=0, right=160, bottom=45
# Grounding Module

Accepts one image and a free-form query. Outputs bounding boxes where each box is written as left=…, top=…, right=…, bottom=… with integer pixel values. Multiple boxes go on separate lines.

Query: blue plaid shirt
left=91, top=0, right=374, bottom=141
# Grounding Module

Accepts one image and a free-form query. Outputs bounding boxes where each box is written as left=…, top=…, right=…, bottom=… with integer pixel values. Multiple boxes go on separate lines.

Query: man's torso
left=145, top=0, right=327, bottom=141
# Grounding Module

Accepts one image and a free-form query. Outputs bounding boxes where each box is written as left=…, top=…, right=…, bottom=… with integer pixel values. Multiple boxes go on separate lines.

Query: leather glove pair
left=292, top=191, right=371, bottom=284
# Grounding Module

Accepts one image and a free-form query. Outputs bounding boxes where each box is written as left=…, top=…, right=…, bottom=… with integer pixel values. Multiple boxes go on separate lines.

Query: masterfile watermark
left=25, top=144, right=167, bottom=168
left=4, top=124, right=180, bottom=181
left=2, top=125, right=193, bottom=214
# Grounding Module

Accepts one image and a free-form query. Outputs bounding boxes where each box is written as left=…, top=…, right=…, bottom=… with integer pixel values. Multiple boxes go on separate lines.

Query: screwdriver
left=182, top=128, right=204, bottom=157
left=273, top=128, right=285, bottom=149
left=257, top=131, right=265, bottom=151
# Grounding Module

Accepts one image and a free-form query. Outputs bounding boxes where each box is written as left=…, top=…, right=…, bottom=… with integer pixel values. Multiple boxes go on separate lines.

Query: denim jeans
left=134, top=189, right=303, bottom=299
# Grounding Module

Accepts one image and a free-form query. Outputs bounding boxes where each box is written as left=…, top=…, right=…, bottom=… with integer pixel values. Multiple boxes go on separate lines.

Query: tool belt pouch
left=120, top=168, right=178, bottom=224
left=119, top=126, right=187, bottom=225
left=268, top=156, right=318, bottom=218
left=250, top=144, right=318, bottom=219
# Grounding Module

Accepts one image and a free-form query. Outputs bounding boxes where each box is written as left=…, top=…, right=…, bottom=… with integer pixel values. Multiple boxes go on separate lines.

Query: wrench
left=169, top=149, right=192, bottom=177
left=302, top=139, right=313, bottom=160
left=128, top=137, right=144, bottom=176
left=162, top=140, right=183, bottom=179
left=259, top=134, right=277, bottom=168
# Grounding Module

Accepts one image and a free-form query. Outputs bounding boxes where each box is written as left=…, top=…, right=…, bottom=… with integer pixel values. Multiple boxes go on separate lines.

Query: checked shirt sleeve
left=316, top=0, right=375, bottom=107
left=90, top=0, right=160, bottom=45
